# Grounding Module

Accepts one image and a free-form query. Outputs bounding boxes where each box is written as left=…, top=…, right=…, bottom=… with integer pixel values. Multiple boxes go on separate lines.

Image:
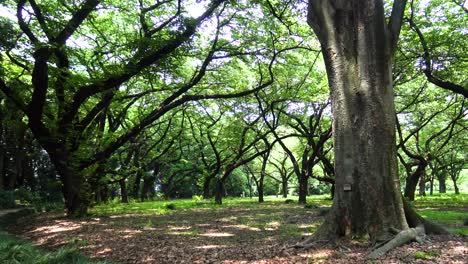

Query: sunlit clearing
left=200, top=232, right=234, bottom=237
left=448, top=245, right=468, bottom=255
left=195, top=245, right=228, bottom=249
left=96, top=247, right=113, bottom=255
left=118, top=229, right=142, bottom=234
left=299, top=249, right=333, bottom=259
left=222, top=224, right=260, bottom=232
left=32, top=221, right=81, bottom=233
left=169, top=226, right=192, bottom=230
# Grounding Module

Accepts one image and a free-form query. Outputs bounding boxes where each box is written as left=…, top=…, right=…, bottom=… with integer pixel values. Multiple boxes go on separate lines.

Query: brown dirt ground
left=7, top=205, right=468, bottom=264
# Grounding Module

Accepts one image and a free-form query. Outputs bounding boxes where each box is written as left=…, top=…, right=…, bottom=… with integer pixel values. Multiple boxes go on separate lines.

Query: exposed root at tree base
left=295, top=198, right=453, bottom=258
left=368, top=225, right=425, bottom=259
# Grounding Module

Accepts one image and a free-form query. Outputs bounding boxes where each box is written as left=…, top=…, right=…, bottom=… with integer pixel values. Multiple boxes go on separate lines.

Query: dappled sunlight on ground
left=195, top=244, right=228, bottom=249
left=7, top=198, right=468, bottom=264
left=222, top=224, right=261, bottom=232
left=31, top=220, right=82, bottom=234
left=200, top=231, right=235, bottom=237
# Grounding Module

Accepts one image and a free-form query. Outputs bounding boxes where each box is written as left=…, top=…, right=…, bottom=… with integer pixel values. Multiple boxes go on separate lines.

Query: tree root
left=368, top=225, right=425, bottom=259
left=292, top=239, right=328, bottom=250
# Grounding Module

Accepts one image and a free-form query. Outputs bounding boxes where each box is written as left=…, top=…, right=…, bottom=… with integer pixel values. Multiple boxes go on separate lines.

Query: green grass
left=89, top=194, right=467, bottom=236
left=0, top=232, right=109, bottom=264
left=413, top=250, right=439, bottom=260
left=90, top=195, right=331, bottom=216
left=411, top=193, right=468, bottom=235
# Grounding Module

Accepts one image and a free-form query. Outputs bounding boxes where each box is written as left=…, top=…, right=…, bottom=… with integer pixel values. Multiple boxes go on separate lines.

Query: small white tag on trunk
left=343, top=183, right=352, bottom=191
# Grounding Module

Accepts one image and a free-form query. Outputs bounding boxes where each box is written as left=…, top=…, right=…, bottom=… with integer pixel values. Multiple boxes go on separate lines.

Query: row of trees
left=0, top=0, right=466, bottom=251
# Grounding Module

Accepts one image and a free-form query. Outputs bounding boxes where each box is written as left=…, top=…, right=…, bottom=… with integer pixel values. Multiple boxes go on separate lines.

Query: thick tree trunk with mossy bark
left=306, top=0, right=408, bottom=241
left=302, top=0, right=449, bottom=254
left=47, top=150, right=91, bottom=217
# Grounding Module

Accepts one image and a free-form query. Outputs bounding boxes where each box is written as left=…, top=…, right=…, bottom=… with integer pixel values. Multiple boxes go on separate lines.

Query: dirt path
left=7, top=205, right=468, bottom=263
left=0, top=208, right=24, bottom=217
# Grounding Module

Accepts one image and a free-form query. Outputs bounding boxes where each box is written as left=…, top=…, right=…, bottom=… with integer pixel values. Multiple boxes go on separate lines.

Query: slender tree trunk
left=0, top=148, right=4, bottom=190
left=100, top=183, right=109, bottom=202
left=203, top=175, right=214, bottom=199
left=307, top=0, right=408, bottom=240
left=404, top=163, right=426, bottom=201
left=404, top=176, right=417, bottom=201
left=258, top=178, right=264, bottom=203
left=133, top=170, right=142, bottom=198
left=119, top=179, right=129, bottom=203
left=214, top=179, right=224, bottom=205
left=429, top=177, right=433, bottom=196
left=95, top=185, right=102, bottom=203
left=298, top=175, right=308, bottom=204
left=330, top=183, right=335, bottom=200
left=418, top=171, right=426, bottom=196
left=282, top=180, right=288, bottom=198
left=438, top=174, right=446, bottom=193
left=451, top=174, right=459, bottom=194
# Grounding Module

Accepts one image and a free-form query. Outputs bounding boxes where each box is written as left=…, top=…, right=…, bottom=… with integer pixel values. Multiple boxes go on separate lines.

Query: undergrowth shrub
left=0, top=191, right=16, bottom=209
left=0, top=232, right=109, bottom=264
left=165, top=203, right=176, bottom=210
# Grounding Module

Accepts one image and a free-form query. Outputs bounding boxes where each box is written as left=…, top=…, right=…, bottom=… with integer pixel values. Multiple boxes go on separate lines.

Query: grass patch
left=418, top=210, right=467, bottom=225
left=413, top=250, right=439, bottom=260
left=0, top=232, right=109, bottom=264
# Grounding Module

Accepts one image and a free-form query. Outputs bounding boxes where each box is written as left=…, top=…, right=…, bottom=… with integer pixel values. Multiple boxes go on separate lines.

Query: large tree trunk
left=49, top=151, right=90, bottom=217
left=306, top=0, right=408, bottom=241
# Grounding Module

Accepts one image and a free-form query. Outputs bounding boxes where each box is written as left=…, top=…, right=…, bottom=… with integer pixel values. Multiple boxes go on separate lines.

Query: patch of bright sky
left=186, top=0, right=208, bottom=18
left=0, top=5, right=17, bottom=21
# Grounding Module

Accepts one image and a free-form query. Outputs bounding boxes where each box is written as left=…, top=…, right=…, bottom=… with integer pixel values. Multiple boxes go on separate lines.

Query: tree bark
left=202, top=175, right=214, bottom=199
left=307, top=0, right=409, bottom=241
left=404, top=163, right=426, bottom=201
left=451, top=175, right=459, bottom=194
left=437, top=174, right=446, bottom=193
left=49, top=151, right=90, bottom=217
left=132, top=170, right=142, bottom=198
left=119, top=179, right=129, bottom=203
left=404, top=177, right=416, bottom=201
left=282, top=181, right=288, bottom=198
left=418, top=170, right=426, bottom=196
left=0, top=147, right=4, bottom=190
left=298, top=175, right=308, bottom=204
left=214, top=178, right=224, bottom=205
left=258, top=178, right=264, bottom=203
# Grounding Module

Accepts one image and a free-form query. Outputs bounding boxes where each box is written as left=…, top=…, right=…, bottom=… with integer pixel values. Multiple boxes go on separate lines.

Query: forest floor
left=7, top=195, right=468, bottom=264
